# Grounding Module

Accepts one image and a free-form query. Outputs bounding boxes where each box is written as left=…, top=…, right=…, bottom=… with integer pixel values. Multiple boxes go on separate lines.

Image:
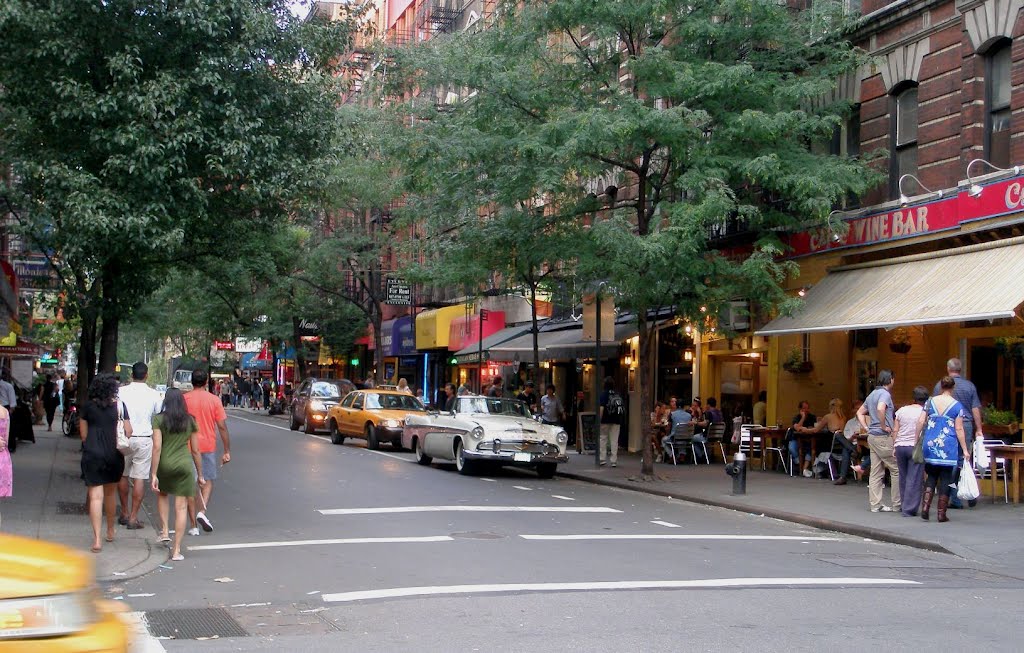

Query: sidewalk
left=1, top=429, right=167, bottom=582
left=559, top=452, right=1024, bottom=574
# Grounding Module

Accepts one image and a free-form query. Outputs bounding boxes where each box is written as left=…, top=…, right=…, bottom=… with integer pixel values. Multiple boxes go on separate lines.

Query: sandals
left=158, top=535, right=171, bottom=543
left=171, top=553, right=185, bottom=561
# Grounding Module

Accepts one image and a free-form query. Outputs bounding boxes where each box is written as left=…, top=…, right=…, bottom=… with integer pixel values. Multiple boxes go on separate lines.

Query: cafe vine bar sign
left=787, top=172, right=1024, bottom=258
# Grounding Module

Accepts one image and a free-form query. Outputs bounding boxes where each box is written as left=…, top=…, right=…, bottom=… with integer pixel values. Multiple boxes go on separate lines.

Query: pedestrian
left=220, top=379, right=231, bottom=407
left=442, top=383, right=457, bottom=411
left=0, top=369, right=16, bottom=418
left=0, top=403, right=11, bottom=527
left=917, top=376, right=971, bottom=522
left=397, top=378, right=413, bottom=395
left=516, top=382, right=538, bottom=413
left=857, top=369, right=901, bottom=513
left=80, top=373, right=130, bottom=553
left=540, top=384, right=565, bottom=426
left=598, top=376, right=624, bottom=467
left=933, top=358, right=983, bottom=509
left=150, top=388, right=205, bottom=561
left=184, top=369, right=231, bottom=535
left=117, top=362, right=163, bottom=530
left=250, top=381, right=261, bottom=411
left=487, top=375, right=504, bottom=397
left=893, top=386, right=928, bottom=517
left=43, top=373, right=61, bottom=431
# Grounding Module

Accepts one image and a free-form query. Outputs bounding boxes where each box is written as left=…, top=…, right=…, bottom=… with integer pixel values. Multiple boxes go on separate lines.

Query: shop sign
left=385, top=278, right=412, bottom=305
left=234, top=337, right=263, bottom=353
left=390, top=316, right=416, bottom=356
left=447, top=311, right=505, bottom=352
left=214, top=340, right=235, bottom=351
left=297, top=319, right=320, bottom=337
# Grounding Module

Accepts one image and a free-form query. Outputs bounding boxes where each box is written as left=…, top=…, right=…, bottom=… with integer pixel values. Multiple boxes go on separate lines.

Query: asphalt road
left=119, top=412, right=1024, bottom=652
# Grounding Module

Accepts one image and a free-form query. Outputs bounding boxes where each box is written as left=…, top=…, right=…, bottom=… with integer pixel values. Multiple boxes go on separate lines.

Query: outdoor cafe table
left=988, top=444, right=1024, bottom=504
left=752, top=426, right=787, bottom=469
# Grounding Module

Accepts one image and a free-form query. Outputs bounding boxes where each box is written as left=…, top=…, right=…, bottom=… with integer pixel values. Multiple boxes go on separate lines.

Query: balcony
left=416, top=0, right=465, bottom=35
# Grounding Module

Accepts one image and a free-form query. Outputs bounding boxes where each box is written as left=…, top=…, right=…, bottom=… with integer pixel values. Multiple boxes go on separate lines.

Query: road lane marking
left=480, top=478, right=496, bottom=482
left=519, top=534, right=843, bottom=542
left=650, top=520, right=681, bottom=528
left=321, top=577, right=920, bottom=603
left=513, top=486, right=532, bottom=491
left=188, top=535, right=453, bottom=551
left=317, top=506, right=622, bottom=515
left=228, top=414, right=414, bottom=462
left=229, top=414, right=294, bottom=433
left=551, top=495, right=576, bottom=501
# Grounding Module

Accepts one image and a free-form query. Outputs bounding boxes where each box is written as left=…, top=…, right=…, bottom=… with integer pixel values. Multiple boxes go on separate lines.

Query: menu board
left=578, top=412, right=598, bottom=453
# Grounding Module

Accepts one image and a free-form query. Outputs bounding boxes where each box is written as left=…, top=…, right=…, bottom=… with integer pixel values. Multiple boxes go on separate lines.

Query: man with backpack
left=598, top=376, right=624, bottom=467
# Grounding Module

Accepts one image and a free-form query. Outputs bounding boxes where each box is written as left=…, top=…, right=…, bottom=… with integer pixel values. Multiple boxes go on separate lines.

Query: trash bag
left=957, top=465, right=980, bottom=501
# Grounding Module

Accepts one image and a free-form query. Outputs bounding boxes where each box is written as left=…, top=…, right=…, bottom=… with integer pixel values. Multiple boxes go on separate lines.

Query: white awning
left=756, top=237, right=1024, bottom=336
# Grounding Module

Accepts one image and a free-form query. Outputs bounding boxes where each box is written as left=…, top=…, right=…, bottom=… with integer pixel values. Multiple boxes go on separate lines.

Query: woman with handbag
left=80, top=373, right=131, bottom=552
left=892, top=386, right=928, bottom=517
left=915, top=376, right=970, bottom=522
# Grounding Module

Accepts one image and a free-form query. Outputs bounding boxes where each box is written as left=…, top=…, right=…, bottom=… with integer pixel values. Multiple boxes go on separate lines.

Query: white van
left=171, top=368, right=194, bottom=392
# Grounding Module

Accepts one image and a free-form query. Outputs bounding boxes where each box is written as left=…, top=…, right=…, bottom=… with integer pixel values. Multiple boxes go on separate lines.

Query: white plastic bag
left=957, top=465, right=980, bottom=501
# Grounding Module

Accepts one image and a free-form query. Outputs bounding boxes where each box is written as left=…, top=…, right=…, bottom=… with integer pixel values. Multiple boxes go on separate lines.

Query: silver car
left=403, top=395, right=569, bottom=479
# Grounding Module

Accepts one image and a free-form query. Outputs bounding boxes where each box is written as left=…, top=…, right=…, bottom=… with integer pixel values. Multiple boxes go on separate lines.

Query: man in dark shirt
left=443, top=383, right=457, bottom=412
left=598, top=377, right=623, bottom=467
left=486, top=376, right=504, bottom=397
left=934, top=358, right=983, bottom=508
left=788, top=400, right=818, bottom=477
left=516, top=382, right=538, bottom=414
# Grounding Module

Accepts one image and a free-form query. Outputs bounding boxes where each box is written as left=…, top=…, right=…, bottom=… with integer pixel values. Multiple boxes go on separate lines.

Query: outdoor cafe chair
left=665, top=422, right=696, bottom=465
left=704, top=422, right=727, bottom=464
left=824, top=431, right=845, bottom=481
left=975, top=438, right=1009, bottom=503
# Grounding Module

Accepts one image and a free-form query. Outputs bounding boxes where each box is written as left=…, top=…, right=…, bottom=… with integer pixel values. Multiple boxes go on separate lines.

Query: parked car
left=289, top=378, right=355, bottom=434
left=403, top=395, right=569, bottom=479
left=0, top=532, right=131, bottom=650
left=327, top=389, right=426, bottom=449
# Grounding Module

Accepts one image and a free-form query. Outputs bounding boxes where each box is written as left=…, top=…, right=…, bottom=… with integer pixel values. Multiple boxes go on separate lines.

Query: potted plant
left=781, top=347, right=813, bottom=374
left=888, top=328, right=912, bottom=354
left=982, top=406, right=1019, bottom=437
left=994, top=336, right=1024, bottom=360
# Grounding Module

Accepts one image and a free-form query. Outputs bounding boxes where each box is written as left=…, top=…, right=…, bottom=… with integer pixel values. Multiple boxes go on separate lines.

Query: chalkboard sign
left=577, top=412, right=598, bottom=453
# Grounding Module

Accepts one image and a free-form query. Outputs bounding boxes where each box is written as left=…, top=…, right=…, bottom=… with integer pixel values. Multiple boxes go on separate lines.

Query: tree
left=0, top=0, right=358, bottom=400
left=393, top=0, right=880, bottom=478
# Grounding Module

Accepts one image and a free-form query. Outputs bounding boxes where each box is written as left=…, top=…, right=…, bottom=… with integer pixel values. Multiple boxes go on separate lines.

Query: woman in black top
left=80, top=373, right=132, bottom=552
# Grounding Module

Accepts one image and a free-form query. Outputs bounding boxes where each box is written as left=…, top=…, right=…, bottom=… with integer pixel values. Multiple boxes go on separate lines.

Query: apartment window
left=830, top=110, right=861, bottom=158
left=890, top=85, right=918, bottom=198
left=986, top=41, right=1012, bottom=168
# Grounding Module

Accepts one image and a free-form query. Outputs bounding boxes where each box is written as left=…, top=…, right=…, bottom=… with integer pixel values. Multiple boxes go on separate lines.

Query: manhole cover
left=144, top=608, right=248, bottom=640
left=450, top=531, right=505, bottom=540
left=55, top=501, right=88, bottom=515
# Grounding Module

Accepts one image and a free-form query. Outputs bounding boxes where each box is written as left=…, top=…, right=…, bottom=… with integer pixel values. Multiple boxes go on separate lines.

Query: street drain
left=55, top=501, right=88, bottom=515
left=450, top=531, right=505, bottom=540
left=144, top=608, right=248, bottom=640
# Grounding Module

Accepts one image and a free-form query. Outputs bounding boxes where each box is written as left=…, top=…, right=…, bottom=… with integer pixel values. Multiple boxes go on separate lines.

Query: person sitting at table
left=807, top=398, right=847, bottom=482
left=651, top=400, right=668, bottom=461
left=836, top=400, right=871, bottom=482
left=688, top=397, right=704, bottom=435
left=661, top=398, right=692, bottom=463
left=788, top=400, right=818, bottom=477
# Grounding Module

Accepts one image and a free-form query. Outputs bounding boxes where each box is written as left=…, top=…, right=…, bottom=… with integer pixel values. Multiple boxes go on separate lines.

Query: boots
left=937, top=495, right=950, bottom=523
left=920, top=487, right=934, bottom=521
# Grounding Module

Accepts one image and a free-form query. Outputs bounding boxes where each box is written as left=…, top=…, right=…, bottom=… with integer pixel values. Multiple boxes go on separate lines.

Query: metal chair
left=703, top=422, right=727, bottom=464
left=975, top=438, right=1009, bottom=503
left=824, top=431, right=845, bottom=481
left=665, top=422, right=695, bottom=465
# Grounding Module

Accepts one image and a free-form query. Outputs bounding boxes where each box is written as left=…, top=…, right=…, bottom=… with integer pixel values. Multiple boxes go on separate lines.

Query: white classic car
left=402, top=395, right=569, bottom=478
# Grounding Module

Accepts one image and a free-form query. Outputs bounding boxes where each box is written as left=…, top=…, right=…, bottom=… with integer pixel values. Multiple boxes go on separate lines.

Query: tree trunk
left=77, top=306, right=98, bottom=405
left=638, top=310, right=656, bottom=478
left=97, top=314, right=119, bottom=374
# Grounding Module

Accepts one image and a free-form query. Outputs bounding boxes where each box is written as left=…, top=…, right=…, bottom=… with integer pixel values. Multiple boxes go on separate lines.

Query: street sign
left=214, top=340, right=235, bottom=350
left=385, top=278, right=412, bottom=305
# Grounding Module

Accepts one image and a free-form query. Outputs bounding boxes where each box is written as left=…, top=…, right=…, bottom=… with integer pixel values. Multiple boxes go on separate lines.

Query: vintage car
left=326, top=389, right=426, bottom=449
left=0, top=533, right=131, bottom=651
left=403, top=395, right=569, bottom=479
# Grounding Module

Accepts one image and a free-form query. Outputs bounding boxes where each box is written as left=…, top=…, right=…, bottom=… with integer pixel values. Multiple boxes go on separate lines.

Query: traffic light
left=350, top=358, right=359, bottom=367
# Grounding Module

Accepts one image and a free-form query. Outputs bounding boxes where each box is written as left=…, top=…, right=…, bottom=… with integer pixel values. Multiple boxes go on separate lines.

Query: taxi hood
left=0, top=534, right=92, bottom=599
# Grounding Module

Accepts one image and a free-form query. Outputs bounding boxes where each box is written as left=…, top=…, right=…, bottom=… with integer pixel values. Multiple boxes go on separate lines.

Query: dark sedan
left=289, top=378, right=355, bottom=434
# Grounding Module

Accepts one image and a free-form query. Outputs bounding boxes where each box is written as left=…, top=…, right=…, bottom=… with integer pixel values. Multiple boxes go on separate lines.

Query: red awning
left=448, top=311, right=506, bottom=352
left=0, top=338, right=44, bottom=358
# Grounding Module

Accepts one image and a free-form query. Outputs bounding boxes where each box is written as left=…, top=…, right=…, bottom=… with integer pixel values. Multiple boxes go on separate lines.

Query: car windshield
left=363, top=393, right=425, bottom=411
left=456, top=397, right=531, bottom=417
left=311, top=382, right=341, bottom=399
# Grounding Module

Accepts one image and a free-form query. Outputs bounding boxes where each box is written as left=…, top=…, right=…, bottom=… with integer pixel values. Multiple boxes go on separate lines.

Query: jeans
left=867, top=435, right=900, bottom=510
left=835, top=436, right=858, bottom=478
left=895, top=445, right=924, bottom=516
left=599, top=423, right=620, bottom=464
left=788, top=439, right=810, bottom=469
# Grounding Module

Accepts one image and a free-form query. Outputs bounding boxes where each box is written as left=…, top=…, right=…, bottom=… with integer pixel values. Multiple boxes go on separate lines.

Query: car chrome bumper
left=463, top=450, right=568, bottom=464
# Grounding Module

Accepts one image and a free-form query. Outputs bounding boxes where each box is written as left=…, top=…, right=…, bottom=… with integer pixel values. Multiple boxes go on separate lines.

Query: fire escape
left=416, top=0, right=466, bottom=36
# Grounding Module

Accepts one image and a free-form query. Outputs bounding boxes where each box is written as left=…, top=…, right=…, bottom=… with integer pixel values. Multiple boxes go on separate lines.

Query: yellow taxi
left=326, top=389, right=426, bottom=449
left=0, top=533, right=130, bottom=652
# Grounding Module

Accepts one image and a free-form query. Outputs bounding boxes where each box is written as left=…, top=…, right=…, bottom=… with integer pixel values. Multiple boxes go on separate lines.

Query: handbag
left=957, top=464, right=980, bottom=501
left=913, top=399, right=931, bottom=464
left=115, top=401, right=131, bottom=455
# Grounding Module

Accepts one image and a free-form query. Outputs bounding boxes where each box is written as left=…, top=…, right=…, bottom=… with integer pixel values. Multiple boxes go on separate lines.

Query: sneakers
left=196, top=511, right=213, bottom=532
left=802, top=469, right=813, bottom=478
left=610, top=462, right=617, bottom=467
left=187, top=527, right=201, bottom=536
left=870, top=505, right=894, bottom=513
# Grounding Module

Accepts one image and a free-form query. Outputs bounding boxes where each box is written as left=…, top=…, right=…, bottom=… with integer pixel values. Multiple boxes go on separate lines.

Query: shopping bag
left=116, top=401, right=131, bottom=455
left=956, top=465, right=980, bottom=501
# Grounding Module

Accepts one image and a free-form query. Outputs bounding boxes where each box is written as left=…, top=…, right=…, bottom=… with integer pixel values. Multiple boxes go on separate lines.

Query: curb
left=97, top=504, right=173, bottom=583
left=556, top=469, right=954, bottom=556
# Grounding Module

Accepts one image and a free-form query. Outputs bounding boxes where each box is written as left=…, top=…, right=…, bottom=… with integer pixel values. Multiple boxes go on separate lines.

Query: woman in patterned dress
left=916, top=376, right=970, bottom=522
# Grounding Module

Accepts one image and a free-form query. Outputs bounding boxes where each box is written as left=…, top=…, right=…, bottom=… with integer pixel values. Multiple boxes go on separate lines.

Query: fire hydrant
left=725, top=451, right=747, bottom=495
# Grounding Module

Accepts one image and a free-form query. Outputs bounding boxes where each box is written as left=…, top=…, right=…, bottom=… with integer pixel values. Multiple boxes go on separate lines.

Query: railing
left=416, top=0, right=466, bottom=34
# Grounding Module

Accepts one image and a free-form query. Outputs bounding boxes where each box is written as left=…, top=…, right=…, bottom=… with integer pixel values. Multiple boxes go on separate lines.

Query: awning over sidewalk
left=757, top=238, right=1024, bottom=336
left=452, top=323, right=534, bottom=364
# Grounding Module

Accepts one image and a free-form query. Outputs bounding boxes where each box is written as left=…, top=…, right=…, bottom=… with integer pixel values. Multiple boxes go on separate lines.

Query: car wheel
left=536, top=462, right=557, bottom=480
left=289, top=409, right=300, bottom=431
left=414, top=437, right=432, bottom=465
left=455, top=439, right=475, bottom=475
left=365, top=424, right=379, bottom=450
left=304, top=413, right=316, bottom=434
left=329, top=420, right=345, bottom=445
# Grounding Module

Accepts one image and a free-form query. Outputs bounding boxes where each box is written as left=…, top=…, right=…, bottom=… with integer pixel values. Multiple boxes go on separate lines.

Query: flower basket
left=783, top=360, right=814, bottom=374
left=888, top=342, right=911, bottom=354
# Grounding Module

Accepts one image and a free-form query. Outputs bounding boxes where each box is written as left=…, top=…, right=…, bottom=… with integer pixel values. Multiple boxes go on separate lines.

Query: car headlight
left=0, top=591, right=97, bottom=639
left=310, top=400, right=326, bottom=412
left=383, top=419, right=401, bottom=428
left=469, top=426, right=485, bottom=440
left=555, top=430, right=568, bottom=444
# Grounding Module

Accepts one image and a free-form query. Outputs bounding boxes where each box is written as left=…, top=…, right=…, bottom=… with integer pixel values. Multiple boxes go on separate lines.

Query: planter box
left=783, top=361, right=814, bottom=374
left=982, top=423, right=1019, bottom=437
left=889, top=342, right=911, bottom=354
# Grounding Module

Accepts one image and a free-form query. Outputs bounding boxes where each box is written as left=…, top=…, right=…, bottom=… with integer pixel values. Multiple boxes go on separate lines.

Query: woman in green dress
left=150, top=388, right=205, bottom=561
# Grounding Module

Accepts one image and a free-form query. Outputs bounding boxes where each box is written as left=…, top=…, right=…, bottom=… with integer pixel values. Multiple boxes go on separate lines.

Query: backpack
left=606, top=391, right=625, bottom=418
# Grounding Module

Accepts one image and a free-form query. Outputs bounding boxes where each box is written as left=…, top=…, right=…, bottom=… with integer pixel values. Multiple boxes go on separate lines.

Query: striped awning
left=756, top=238, right=1024, bottom=336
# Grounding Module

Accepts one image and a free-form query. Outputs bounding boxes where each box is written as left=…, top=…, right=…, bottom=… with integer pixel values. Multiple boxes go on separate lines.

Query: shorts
left=122, top=437, right=153, bottom=480
left=201, top=452, right=218, bottom=481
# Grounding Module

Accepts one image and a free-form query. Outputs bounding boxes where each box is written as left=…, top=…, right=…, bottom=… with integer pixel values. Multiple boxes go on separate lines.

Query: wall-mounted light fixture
left=827, top=210, right=856, bottom=244
left=797, top=286, right=810, bottom=297
left=623, top=355, right=633, bottom=367
left=966, top=158, right=1021, bottom=198
left=683, top=349, right=695, bottom=362
left=898, top=174, right=943, bottom=207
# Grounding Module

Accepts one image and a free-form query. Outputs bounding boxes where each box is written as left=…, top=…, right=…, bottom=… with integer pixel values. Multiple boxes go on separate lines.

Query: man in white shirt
left=118, top=362, right=163, bottom=529
left=0, top=369, right=16, bottom=412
